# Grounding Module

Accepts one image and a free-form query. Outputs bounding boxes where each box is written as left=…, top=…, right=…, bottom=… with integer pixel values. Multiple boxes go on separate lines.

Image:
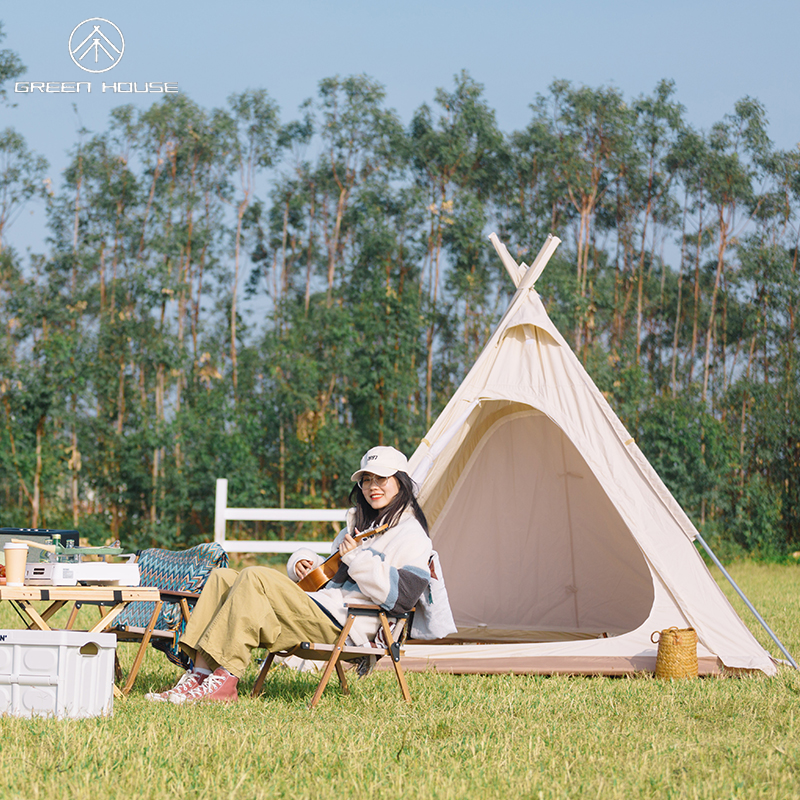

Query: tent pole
left=694, top=531, right=797, bottom=669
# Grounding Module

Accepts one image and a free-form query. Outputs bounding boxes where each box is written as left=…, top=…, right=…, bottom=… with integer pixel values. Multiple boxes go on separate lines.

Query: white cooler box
left=0, top=630, right=116, bottom=718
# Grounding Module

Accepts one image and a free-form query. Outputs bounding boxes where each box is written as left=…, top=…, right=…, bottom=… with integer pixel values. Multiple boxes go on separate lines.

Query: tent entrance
left=428, top=402, right=655, bottom=643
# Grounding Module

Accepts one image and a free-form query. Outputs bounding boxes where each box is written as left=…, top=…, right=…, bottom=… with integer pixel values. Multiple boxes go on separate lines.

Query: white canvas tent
left=400, top=234, right=778, bottom=676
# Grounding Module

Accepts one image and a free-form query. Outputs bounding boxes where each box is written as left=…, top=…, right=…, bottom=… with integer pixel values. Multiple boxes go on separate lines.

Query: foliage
left=1, top=65, right=800, bottom=556
left=0, top=22, right=25, bottom=104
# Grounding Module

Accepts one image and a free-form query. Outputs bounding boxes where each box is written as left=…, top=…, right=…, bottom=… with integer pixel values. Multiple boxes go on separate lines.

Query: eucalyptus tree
left=0, top=22, right=24, bottom=104
left=128, top=95, right=231, bottom=541
left=250, top=76, right=409, bottom=516
left=409, top=71, right=505, bottom=422
left=665, top=128, right=711, bottom=393
left=697, top=98, right=771, bottom=403
left=255, top=179, right=425, bottom=519
left=0, top=223, right=88, bottom=530
left=720, top=143, right=800, bottom=554
left=627, top=80, right=684, bottom=365
left=519, top=82, right=635, bottom=357
left=0, top=255, right=68, bottom=527
left=583, top=82, right=684, bottom=400
left=312, top=75, right=406, bottom=306
left=0, top=127, right=48, bottom=418
left=253, top=164, right=316, bottom=317
left=0, top=125, right=51, bottom=527
left=505, top=98, right=568, bottom=255
left=97, top=112, right=151, bottom=530
left=213, top=89, right=281, bottom=395
left=47, top=118, right=142, bottom=537
left=43, top=94, right=245, bottom=544
left=0, top=128, right=49, bottom=254
left=41, top=100, right=198, bottom=540
left=342, top=179, right=427, bottom=453
left=0, top=249, right=42, bottom=524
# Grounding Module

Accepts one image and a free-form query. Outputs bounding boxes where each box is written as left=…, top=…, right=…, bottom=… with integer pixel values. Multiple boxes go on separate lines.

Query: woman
left=146, top=446, right=432, bottom=704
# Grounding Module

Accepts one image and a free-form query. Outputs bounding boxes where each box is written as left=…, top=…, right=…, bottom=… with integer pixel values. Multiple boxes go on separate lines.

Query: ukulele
left=297, top=524, right=388, bottom=592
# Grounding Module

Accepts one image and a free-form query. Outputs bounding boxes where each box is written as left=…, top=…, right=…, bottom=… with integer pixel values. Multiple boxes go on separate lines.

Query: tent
left=401, top=234, right=778, bottom=676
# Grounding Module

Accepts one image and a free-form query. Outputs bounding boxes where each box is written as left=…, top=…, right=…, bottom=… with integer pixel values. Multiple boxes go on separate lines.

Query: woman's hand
left=338, top=531, right=358, bottom=558
left=294, top=559, right=314, bottom=580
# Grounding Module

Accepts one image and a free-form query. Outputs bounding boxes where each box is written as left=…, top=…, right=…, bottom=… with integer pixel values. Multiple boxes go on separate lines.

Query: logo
left=68, top=18, right=125, bottom=73
left=16, top=19, right=177, bottom=97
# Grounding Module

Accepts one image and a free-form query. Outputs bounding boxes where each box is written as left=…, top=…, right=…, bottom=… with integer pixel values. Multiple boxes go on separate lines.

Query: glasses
left=359, top=474, right=391, bottom=488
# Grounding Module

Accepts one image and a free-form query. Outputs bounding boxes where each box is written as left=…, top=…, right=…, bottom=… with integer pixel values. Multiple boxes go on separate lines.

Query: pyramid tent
left=402, top=234, right=777, bottom=676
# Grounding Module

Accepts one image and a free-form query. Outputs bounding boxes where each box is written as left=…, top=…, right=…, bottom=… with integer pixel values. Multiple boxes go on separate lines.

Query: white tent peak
left=403, top=234, right=778, bottom=676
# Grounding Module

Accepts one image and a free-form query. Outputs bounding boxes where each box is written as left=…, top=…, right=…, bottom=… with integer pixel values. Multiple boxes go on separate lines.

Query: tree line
left=1, top=26, right=798, bottom=556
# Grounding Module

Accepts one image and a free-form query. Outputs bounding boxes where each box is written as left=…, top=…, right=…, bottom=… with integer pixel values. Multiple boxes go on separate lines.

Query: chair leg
left=379, top=612, right=412, bottom=703
left=252, top=652, right=276, bottom=697
left=121, top=600, right=163, bottom=695
left=335, top=661, right=349, bottom=695
left=309, top=613, right=356, bottom=709
left=179, top=598, right=192, bottom=624
left=66, top=602, right=81, bottom=630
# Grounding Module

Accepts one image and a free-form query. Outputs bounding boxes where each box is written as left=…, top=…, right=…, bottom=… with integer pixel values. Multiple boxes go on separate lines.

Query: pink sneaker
left=169, top=667, right=239, bottom=704
left=145, top=670, right=206, bottom=702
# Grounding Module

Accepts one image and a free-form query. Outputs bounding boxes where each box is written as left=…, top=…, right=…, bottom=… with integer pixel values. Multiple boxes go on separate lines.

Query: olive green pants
left=179, top=566, right=341, bottom=677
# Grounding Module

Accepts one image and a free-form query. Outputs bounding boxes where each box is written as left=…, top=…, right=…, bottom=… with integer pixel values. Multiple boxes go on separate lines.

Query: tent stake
left=694, top=532, right=797, bottom=669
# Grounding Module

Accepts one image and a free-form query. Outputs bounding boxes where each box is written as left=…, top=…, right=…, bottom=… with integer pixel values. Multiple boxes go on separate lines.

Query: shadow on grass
left=127, top=647, right=352, bottom=706
left=245, top=673, right=319, bottom=704
left=241, top=660, right=371, bottom=705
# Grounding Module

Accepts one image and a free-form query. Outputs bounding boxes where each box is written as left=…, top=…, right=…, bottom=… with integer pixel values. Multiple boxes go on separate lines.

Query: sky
left=2, top=0, right=799, bottom=254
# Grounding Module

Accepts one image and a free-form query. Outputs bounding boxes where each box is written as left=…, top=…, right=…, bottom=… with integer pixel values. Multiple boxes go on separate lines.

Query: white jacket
left=287, top=508, right=432, bottom=645
left=410, top=549, right=457, bottom=640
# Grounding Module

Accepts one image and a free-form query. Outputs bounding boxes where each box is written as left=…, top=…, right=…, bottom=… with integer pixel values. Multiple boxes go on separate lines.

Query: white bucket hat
left=351, top=446, right=408, bottom=483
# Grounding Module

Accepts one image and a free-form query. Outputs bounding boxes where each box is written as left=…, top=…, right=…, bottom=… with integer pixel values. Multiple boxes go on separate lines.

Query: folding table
left=0, top=584, right=162, bottom=696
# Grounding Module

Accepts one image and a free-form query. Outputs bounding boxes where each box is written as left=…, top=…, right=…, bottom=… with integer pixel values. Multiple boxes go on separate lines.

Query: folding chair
left=103, top=542, right=228, bottom=693
left=251, top=603, right=414, bottom=708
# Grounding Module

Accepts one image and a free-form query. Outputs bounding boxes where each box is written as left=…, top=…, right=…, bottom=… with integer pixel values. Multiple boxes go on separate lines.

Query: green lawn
left=0, top=562, right=798, bottom=800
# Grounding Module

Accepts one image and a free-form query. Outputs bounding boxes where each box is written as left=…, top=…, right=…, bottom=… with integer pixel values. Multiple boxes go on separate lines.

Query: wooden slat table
left=0, top=584, right=162, bottom=696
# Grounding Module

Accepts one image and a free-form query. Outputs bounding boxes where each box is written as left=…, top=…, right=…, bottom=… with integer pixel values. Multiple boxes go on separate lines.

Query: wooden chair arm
left=159, top=589, right=201, bottom=601
left=345, top=603, right=415, bottom=616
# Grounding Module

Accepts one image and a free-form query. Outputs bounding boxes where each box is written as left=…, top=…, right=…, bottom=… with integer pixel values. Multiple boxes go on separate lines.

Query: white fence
left=213, top=478, right=348, bottom=554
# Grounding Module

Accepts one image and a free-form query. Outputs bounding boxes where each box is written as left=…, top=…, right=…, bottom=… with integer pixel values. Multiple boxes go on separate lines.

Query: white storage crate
left=0, top=630, right=116, bottom=719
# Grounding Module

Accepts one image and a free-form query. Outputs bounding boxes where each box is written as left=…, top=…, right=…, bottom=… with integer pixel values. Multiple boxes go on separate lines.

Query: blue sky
left=2, top=1, right=799, bottom=251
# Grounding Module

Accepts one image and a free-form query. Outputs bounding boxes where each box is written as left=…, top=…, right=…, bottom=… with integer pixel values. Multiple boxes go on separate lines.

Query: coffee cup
left=4, top=542, right=28, bottom=586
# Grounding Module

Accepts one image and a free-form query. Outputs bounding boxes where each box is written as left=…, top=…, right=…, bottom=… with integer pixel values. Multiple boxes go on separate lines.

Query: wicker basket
left=650, top=627, right=698, bottom=679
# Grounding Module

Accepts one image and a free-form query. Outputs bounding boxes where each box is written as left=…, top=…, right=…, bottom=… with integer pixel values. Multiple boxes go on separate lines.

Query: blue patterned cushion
left=115, top=542, right=228, bottom=632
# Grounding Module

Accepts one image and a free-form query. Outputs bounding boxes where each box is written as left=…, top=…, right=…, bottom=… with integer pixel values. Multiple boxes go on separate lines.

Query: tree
left=0, top=22, right=25, bottom=104
left=532, top=81, right=635, bottom=356
left=2, top=75, right=799, bottom=558
left=409, top=71, right=505, bottom=423
left=0, top=128, right=49, bottom=254
left=214, top=89, right=281, bottom=394
left=699, top=98, right=770, bottom=403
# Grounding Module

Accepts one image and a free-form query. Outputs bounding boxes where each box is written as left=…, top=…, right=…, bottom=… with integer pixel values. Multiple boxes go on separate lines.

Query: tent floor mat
left=375, top=653, right=725, bottom=676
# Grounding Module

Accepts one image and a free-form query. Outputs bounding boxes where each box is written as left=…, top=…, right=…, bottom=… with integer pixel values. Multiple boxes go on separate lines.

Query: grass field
left=0, top=561, right=798, bottom=800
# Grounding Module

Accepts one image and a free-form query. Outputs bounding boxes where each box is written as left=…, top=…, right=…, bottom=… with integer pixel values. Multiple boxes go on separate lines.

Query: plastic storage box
left=0, top=630, right=116, bottom=718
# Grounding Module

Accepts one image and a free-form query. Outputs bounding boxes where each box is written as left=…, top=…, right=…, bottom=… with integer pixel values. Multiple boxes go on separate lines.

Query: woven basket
left=651, top=627, right=698, bottom=679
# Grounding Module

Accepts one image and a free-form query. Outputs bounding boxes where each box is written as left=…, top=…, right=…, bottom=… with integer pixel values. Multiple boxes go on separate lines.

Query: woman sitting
left=147, top=446, right=432, bottom=703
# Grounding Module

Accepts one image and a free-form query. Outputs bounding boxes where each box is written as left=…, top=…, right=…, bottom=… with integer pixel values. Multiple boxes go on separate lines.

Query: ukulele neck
left=351, top=523, right=388, bottom=543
